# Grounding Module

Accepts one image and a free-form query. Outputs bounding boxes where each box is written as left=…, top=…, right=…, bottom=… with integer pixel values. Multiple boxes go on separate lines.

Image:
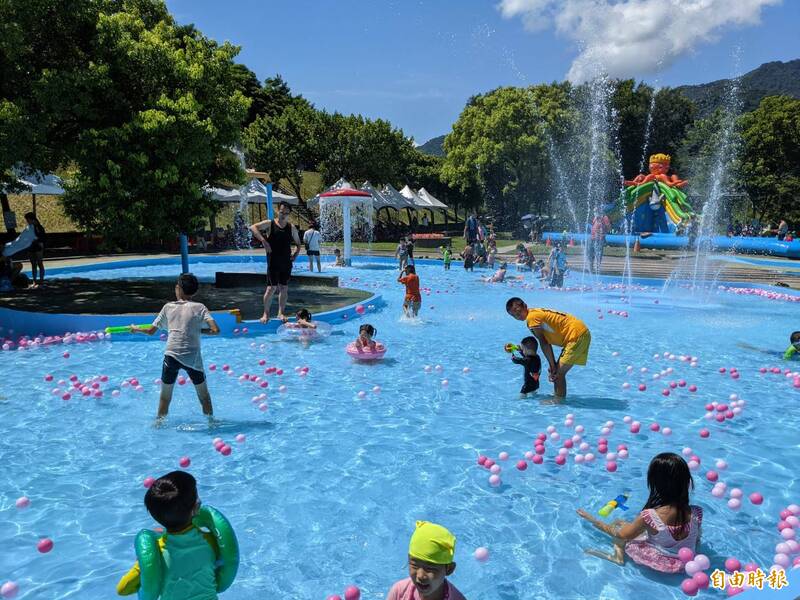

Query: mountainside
left=676, top=59, right=800, bottom=117
left=417, top=134, right=445, bottom=157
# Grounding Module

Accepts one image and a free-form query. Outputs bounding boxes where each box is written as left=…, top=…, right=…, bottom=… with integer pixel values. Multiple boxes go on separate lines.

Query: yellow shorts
left=559, top=330, right=591, bottom=366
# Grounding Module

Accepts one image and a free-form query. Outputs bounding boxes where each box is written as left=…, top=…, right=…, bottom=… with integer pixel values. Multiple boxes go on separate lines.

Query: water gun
left=504, top=343, right=520, bottom=353
left=598, top=494, right=629, bottom=518
left=105, top=325, right=151, bottom=334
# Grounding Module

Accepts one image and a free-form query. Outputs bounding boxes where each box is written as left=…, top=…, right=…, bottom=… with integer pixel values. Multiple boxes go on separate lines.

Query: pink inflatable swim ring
left=346, top=342, right=387, bottom=361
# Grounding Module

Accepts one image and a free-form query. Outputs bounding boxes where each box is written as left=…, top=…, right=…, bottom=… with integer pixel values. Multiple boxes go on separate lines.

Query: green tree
left=738, top=95, right=800, bottom=223
left=244, top=101, right=321, bottom=200
left=59, top=2, right=249, bottom=247
left=316, top=113, right=415, bottom=187
left=441, top=83, right=572, bottom=227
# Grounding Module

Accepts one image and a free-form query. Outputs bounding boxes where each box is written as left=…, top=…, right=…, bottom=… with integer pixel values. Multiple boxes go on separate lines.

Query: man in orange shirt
left=398, top=264, right=422, bottom=317
left=506, top=297, right=591, bottom=397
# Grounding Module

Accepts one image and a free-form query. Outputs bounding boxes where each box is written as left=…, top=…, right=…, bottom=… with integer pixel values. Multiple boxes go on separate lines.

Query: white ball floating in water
left=462, top=367, right=470, bottom=374
left=279, top=385, right=287, bottom=393
left=441, top=379, right=449, bottom=387
left=357, top=391, right=367, bottom=399
left=372, top=386, right=381, bottom=393
left=1, top=581, right=20, bottom=598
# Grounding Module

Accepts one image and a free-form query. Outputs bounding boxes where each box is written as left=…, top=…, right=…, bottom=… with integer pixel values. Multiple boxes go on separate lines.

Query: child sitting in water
left=783, top=331, right=800, bottom=360
left=132, top=273, right=219, bottom=420
left=117, top=470, right=238, bottom=597
left=577, top=452, right=702, bottom=573
left=398, top=264, right=422, bottom=318
left=333, top=248, right=346, bottom=267
left=287, top=308, right=316, bottom=329
left=510, top=336, right=541, bottom=398
left=386, top=521, right=466, bottom=600
left=353, top=323, right=383, bottom=352
left=483, top=262, right=507, bottom=283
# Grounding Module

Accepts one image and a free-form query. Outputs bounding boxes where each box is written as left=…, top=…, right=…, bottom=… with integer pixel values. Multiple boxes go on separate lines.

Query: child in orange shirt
left=398, top=264, right=422, bottom=318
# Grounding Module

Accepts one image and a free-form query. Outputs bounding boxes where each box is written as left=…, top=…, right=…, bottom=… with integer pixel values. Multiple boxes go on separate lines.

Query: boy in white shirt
left=132, top=273, right=219, bottom=421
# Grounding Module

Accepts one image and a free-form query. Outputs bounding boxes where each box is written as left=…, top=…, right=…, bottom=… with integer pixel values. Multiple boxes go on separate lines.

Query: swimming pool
left=2, top=259, right=799, bottom=598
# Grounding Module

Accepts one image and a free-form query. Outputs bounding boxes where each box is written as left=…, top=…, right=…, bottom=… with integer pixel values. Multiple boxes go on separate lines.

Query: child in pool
left=333, top=248, right=346, bottom=267
left=353, top=323, right=384, bottom=352
left=460, top=245, right=475, bottom=271
left=576, top=452, right=702, bottom=573
left=510, top=336, right=541, bottom=398
left=398, top=264, right=422, bottom=318
left=440, top=246, right=451, bottom=270
left=783, top=331, right=800, bottom=360
left=483, top=262, right=507, bottom=283
left=287, top=308, right=316, bottom=329
left=132, top=273, right=219, bottom=420
left=117, top=470, right=238, bottom=598
left=386, top=521, right=466, bottom=600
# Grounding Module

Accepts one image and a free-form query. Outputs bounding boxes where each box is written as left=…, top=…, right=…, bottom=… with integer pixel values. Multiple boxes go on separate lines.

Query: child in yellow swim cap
left=385, top=521, right=467, bottom=600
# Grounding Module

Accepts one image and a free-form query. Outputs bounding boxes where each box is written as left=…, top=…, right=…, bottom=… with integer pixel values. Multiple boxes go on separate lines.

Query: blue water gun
left=598, top=493, right=629, bottom=518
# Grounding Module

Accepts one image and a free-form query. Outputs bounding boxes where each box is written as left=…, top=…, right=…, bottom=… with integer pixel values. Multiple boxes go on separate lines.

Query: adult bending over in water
left=250, top=201, right=302, bottom=323
left=506, top=297, right=591, bottom=397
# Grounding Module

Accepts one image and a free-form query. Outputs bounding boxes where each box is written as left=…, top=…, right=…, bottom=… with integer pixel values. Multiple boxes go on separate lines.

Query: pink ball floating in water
left=179, top=456, right=191, bottom=468
left=498, top=452, right=509, bottom=461
left=516, top=460, right=528, bottom=471
left=357, top=391, right=367, bottom=399
left=555, top=455, right=566, bottom=466
left=699, top=429, right=710, bottom=438
left=15, top=496, right=30, bottom=509
left=630, top=422, right=641, bottom=434
left=258, top=402, right=268, bottom=412
left=678, top=547, right=695, bottom=563
left=749, top=492, right=763, bottom=505
left=235, top=434, right=246, bottom=443
left=680, top=578, right=698, bottom=596
left=661, top=389, right=670, bottom=396
left=344, top=585, right=361, bottom=600
left=650, top=423, right=660, bottom=432
left=489, top=465, right=501, bottom=474
left=220, top=445, right=232, bottom=456
left=1, top=582, right=19, bottom=599
left=326, top=596, right=342, bottom=600
left=725, top=558, right=741, bottom=572
left=730, top=488, right=743, bottom=499
left=781, top=528, right=796, bottom=540
left=638, top=384, right=646, bottom=392
left=37, top=538, right=53, bottom=553
left=689, top=385, right=697, bottom=392
left=706, top=471, right=719, bottom=482
left=728, top=498, right=741, bottom=511
left=143, top=477, right=155, bottom=489
left=532, top=455, right=543, bottom=465
left=606, top=461, right=618, bottom=472
left=474, top=546, right=490, bottom=562
left=488, top=475, right=501, bottom=487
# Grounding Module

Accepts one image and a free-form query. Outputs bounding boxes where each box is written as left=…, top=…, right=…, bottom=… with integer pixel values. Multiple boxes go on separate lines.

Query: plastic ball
left=258, top=403, right=268, bottom=412
left=678, top=548, right=695, bottom=563
left=489, top=465, right=501, bottom=474
left=488, top=475, right=501, bottom=487
left=516, top=460, right=528, bottom=471
left=689, top=385, right=697, bottom=392
left=694, top=554, right=710, bottom=570
left=684, top=560, right=700, bottom=576
left=727, top=498, right=741, bottom=511
left=711, top=486, right=725, bottom=498
left=235, top=434, right=246, bottom=443
left=441, top=379, right=449, bottom=387
left=143, top=477, right=155, bottom=489
left=725, top=558, right=741, bottom=572
left=220, top=445, right=232, bottom=456
left=37, top=538, right=54, bottom=553
left=15, top=496, right=30, bottom=509
left=706, top=471, right=718, bottom=482
left=474, top=547, right=490, bottom=562
left=344, top=586, right=361, bottom=600
left=1, top=582, right=19, bottom=599
left=355, top=304, right=366, bottom=314
left=326, top=596, right=342, bottom=600
left=606, top=461, right=617, bottom=472
left=730, top=488, right=743, bottom=498
left=532, top=455, right=543, bottom=465
left=749, top=492, right=763, bottom=505
left=699, top=429, right=710, bottom=438
left=179, top=456, right=191, bottom=468
left=781, top=528, right=796, bottom=540
left=498, top=452, right=509, bottom=461
left=662, top=427, right=672, bottom=436
left=637, top=384, right=646, bottom=392
left=555, top=455, right=566, bottom=466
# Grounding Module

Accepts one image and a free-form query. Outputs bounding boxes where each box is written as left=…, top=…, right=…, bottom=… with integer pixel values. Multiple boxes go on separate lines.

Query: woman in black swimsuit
left=24, top=212, right=46, bottom=287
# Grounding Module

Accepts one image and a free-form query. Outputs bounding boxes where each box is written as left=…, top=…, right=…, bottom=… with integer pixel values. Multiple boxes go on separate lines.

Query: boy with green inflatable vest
left=117, top=471, right=239, bottom=599
left=784, top=331, right=800, bottom=360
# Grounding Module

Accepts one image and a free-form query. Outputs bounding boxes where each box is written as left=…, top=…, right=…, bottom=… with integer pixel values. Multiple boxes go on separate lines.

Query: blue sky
left=165, top=0, right=799, bottom=144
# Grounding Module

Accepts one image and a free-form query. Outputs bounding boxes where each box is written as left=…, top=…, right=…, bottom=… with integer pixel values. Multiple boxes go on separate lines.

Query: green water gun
left=504, top=343, right=521, bottom=353
left=598, top=494, right=630, bottom=518
left=105, top=325, right=151, bottom=334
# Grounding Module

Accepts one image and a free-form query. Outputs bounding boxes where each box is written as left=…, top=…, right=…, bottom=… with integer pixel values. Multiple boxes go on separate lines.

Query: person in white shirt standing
left=303, top=221, right=322, bottom=272
left=132, top=273, right=220, bottom=422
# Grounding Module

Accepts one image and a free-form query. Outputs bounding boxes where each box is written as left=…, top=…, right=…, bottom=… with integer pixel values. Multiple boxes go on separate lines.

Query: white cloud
left=497, top=0, right=781, bottom=82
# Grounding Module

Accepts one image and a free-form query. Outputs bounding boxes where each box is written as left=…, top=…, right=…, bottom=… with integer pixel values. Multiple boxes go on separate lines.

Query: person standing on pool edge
left=250, top=201, right=303, bottom=323
left=505, top=297, right=591, bottom=397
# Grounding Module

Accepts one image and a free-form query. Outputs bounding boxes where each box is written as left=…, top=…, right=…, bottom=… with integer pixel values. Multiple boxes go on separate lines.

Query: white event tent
left=203, top=180, right=299, bottom=205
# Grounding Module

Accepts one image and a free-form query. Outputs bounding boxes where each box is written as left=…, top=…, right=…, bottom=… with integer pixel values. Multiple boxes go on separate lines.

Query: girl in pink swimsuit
left=576, top=452, right=703, bottom=573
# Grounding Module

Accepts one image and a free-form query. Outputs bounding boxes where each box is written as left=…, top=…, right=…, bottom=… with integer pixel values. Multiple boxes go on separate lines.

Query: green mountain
left=417, top=134, right=446, bottom=157
left=676, top=59, right=800, bottom=117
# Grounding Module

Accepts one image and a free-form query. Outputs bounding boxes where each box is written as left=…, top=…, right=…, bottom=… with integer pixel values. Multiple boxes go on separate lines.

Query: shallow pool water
left=3, top=259, right=800, bottom=599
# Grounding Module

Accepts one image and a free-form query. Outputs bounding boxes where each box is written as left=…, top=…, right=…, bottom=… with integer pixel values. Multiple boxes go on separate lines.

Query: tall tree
left=738, top=95, right=800, bottom=223
left=441, top=83, right=572, bottom=227
left=244, top=101, right=321, bottom=200
left=58, top=1, right=249, bottom=247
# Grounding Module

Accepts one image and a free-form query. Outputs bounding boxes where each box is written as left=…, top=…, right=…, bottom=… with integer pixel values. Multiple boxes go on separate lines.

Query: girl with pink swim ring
left=346, top=323, right=386, bottom=360
left=577, top=452, right=702, bottom=573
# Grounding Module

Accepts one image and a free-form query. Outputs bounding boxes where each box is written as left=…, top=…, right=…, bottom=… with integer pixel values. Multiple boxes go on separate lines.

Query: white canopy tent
left=417, top=188, right=448, bottom=210
left=382, top=184, right=417, bottom=211
left=2, top=169, right=66, bottom=227
left=203, top=180, right=299, bottom=205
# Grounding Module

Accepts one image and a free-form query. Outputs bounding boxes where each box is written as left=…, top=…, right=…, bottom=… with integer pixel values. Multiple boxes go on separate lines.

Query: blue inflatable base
left=542, top=232, right=800, bottom=259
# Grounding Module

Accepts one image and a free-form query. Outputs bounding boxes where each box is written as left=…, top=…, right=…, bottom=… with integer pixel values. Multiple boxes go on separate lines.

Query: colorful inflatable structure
left=609, top=153, right=694, bottom=234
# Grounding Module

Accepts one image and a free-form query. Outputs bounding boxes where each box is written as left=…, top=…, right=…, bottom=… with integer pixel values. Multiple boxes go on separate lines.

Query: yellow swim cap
left=408, top=521, right=456, bottom=565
